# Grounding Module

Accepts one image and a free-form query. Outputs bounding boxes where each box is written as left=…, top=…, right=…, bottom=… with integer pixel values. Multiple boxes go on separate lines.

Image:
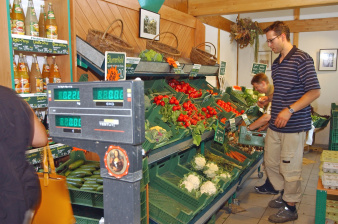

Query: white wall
left=209, top=7, right=338, bottom=146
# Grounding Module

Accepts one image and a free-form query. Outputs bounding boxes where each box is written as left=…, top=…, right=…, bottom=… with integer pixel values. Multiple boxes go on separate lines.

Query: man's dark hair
left=251, top=73, right=269, bottom=85
left=263, top=21, right=290, bottom=42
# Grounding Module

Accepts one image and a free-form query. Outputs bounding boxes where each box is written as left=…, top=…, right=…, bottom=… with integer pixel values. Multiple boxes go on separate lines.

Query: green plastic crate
left=141, top=216, right=148, bottom=224
left=72, top=205, right=103, bottom=224
left=186, top=78, right=220, bottom=94
left=141, top=187, right=147, bottom=203
left=144, top=79, right=177, bottom=96
left=225, top=87, right=248, bottom=107
left=69, top=188, right=104, bottom=209
left=74, top=216, right=99, bottom=224
left=141, top=201, right=147, bottom=218
left=312, top=112, right=330, bottom=129
left=238, top=126, right=266, bottom=147
left=149, top=152, right=217, bottom=224
left=141, top=168, right=150, bottom=189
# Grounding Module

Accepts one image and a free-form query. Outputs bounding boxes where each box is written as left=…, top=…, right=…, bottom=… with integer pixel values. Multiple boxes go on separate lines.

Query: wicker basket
left=146, top=32, right=181, bottom=60
left=86, top=19, right=134, bottom=56
left=190, top=42, right=217, bottom=66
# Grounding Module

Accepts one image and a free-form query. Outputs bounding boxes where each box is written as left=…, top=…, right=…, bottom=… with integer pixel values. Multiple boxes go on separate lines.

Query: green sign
left=12, top=34, right=69, bottom=54
left=230, top=118, right=236, bottom=132
left=219, top=61, right=226, bottom=76
left=189, top=64, right=201, bottom=77
left=126, top=57, right=141, bottom=75
left=214, top=120, right=226, bottom=144
left=251, top=63, right=267, bottom=74
left=105, top=52, right=126, bottom=81
left=173, top=61, right=184, bottom=74
left=19, top=93, right=48, bottom=109
left=241, top=114, right=251, bottom=126
left=26, top=143, right=72, bottom=165
left=138, top=0, right=164, bottom=13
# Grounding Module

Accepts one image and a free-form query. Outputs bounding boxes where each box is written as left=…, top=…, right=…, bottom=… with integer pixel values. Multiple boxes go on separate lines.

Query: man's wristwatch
left=287, top=106, right=294, bottom=114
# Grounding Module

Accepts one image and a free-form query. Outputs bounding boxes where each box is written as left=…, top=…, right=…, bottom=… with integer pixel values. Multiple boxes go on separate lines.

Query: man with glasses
left=260, top=21, right=320, bottom=223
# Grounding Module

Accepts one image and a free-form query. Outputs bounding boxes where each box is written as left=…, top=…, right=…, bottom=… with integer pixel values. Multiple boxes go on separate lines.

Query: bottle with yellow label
left=39, top=5, right=46, bottom=38
left=11, top=0, right=25, bottom=35
left=13, top=55, right=21, bottom=93
left=42, top=56, right=50, bottom=92
left=30, top=54, right=43, bottom=93
left=46, top=3, right=58, bottom=39
left=49, top=56, right=61, bottom=83
left=25, top=0, right=39, bottom=36
left=18, top=53, right=30, bottom=93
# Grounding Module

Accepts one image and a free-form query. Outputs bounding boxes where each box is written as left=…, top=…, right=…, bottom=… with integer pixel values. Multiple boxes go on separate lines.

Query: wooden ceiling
left=164, top=0, right=338, bottom=33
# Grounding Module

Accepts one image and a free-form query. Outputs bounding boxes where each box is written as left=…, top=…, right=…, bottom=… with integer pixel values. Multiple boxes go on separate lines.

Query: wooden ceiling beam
left=259, top=17, right=338, bottom=33
left=188, top=0, right=338, bottom=17
left=197, top=15, right=234, bottom=32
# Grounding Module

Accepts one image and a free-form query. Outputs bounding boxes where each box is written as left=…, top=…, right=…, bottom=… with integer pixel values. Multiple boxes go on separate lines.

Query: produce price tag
left=230, top=118, right=236, bottom=132
left=219, top=61, right=226, bottom=76
left=126, top=57, right=141, bottom=75
left=19, top=93, right=48, bottom=109
left=242, top=114, right=251, bottom=126
left=174, top=61, right=184, bottom=74
left=189, top=64, right=201, bottom=77
left=251, top=63, right=267, bottom=74
left=214, top=120, right=226, bottom=144
left=105, top=52, right=126, bottom=81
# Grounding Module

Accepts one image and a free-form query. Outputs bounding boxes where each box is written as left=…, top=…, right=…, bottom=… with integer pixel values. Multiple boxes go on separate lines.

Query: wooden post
left=293, top=8, right=300, bottom=47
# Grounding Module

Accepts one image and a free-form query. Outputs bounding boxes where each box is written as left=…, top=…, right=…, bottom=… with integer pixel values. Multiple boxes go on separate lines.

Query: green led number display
left=93, top=87, right=123, bottom=100
left=54, top=88, right=80, bottom=100
left=56, top=115, right=81, bottom=128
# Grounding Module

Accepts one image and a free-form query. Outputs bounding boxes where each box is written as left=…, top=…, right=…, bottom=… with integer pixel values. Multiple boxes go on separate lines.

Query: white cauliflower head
left=200, top=181, right=217, bottom=196
left=192, top=154, right=206, bottom=170
left=203, top=162, right=219, bottom=179
left=186, top=173, right=201, bottom=190
left=180, top=180, right=194, bottom=192
left=218, top=171, right=231, bottom=180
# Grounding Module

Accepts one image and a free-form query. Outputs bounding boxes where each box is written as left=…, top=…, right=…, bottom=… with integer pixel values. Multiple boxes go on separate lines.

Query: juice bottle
left=46, top=3, right=58, bottom=39
left=25, top=0, right=39, bottom=36
left=30, top=54, right=43, bottom=93
left=23, top=55, right=31, bottom=78
left=18, top=53, right=30, bottom=93
left=13, top=55, right=21, bottom=93
left=38, top=5, right=46, bottom=38
left=11, top=0, right=25, bottom=35
left=49, top=56, right=61, bottom=83
left=41, top=56, right=50, bottom=92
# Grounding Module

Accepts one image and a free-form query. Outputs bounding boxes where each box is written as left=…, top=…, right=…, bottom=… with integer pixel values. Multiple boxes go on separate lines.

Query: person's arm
left=274, top=89, right=320, bottom=128
left=257, top=94, right=273, bottom=108
left=31, top=110, right=48, bottom=147
left=248, top=114, right=271, bottom=131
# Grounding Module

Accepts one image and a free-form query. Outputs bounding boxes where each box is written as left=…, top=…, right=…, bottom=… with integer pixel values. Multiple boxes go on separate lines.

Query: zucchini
left=70, top=170, right=92, bottom=177
left=96, top=185, right=103, bottom=192
left=77, top=167, right=96, bottom=172
left=84, top=175, right=101, bottom=181
left=66, top=177, right=84, bottom=183
left=81, top=163, right=100, bottom=169
left=93, top=170, right=101, bottom=175
left=65, top=170, right=71, bottom=177
left=84, top=180, right=97, bottom=185
left=68, top=160, right=85, bottom=170
left=67, top=183, right=79, bottom=189
left=66, top=181, right=82, bottom=188
left=80, top=187, right=97, bottom=191
left=67, top=173, right=86, bottom=178
left=82, top=183, right=100, bottom=188
left=96, top=178, right=103, bottom=185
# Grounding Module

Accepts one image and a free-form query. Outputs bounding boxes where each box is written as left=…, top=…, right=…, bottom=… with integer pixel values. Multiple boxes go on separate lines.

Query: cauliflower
left=218, top=171, right=231, bottom=180
left=191, top=154, right=206, bottom=170
left=180, top=180, right=194, bottom=192
left=186, top=173, right=201, bottom=190
left=203, top=162, right=219, bottom=179
left=200, top=181, right=217, bottom=196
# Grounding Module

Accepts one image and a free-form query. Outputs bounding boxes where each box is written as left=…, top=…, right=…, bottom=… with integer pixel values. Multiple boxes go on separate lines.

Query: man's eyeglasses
left=266, top=34, right=281, bottom=44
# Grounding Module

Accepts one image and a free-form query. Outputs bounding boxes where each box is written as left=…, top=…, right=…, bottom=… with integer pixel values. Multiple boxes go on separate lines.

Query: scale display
left=48, top=81, right=144, bottom=145
left=54, top=88, right=80, bottom=101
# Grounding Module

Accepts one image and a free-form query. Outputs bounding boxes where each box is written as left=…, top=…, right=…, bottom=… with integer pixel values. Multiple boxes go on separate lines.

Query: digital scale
left=48, top=80, right=145, bottom=224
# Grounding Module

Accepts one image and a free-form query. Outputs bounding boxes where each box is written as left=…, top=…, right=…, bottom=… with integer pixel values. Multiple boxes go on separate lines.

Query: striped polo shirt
left=269, top=46, right=320, bottom=133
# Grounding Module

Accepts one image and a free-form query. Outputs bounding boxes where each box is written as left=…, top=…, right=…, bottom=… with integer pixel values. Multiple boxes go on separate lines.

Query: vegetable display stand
left=238, top=126, right=266, bottom=147
left=225, top=87, right=248, bottom=107
left=329, top=103, right=338, bottom=150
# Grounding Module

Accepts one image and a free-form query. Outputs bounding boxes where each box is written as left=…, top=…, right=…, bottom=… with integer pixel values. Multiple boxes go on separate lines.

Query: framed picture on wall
left=139, top=8, right=160, bottom=40
left=257, top=51, right=272, bottom=71
left=319, top=49, right=338, bottom=71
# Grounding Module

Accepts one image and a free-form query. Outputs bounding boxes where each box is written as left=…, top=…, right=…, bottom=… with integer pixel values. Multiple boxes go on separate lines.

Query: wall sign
left=189, top=64, right=201, bottom=77
left=251, top=63, right=267, bottom=75
left=219, top=61, right=226, bottom=76
left=105, top=52, right=126, bottom=81
left=214, top=120, right=226, bottom=144
left=126, top=57, right=141, bottom=75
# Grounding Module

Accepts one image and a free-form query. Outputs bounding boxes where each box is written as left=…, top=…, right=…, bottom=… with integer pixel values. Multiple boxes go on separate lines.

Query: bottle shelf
left=12, top=34, right=69, bottom=54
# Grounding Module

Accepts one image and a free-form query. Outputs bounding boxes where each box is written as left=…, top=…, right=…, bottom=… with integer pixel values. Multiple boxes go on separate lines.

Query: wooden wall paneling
left=159, top=5, right=196, bottom=28
left=163, top=0, right=188, bottom=13
left=102, top=0, right=140, bottom=11
left=97, top=1, right=121, bottom=38
left=0, top=1, right=12, bottom=88
left=75, top=20, right=88, bottom=40
left=74, top=1, right=95, bottom=37
left=76, top=0, right=105, bottom=31
left=178, top=28, right=194, bottom=59
left=77, top=67, right=100, bottom=82
left=195, top=19, right=206, bottom=47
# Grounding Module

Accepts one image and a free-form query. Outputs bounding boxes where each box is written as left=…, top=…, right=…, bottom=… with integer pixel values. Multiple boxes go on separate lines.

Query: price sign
left=230, top=118, right=236, bottom=132
left=242, top=114, right=251, bottom=126
left=173, top=61, right=184, bottom=74
left=126, top=57, right=141, bottom=75
left=214, top=120, right=226, bottom=144
left=105, top=52, right=126, bottom=81
left=251, top=63, right=267, bottom=74
left=219, top=61, right=226, bottom=76
left=189, top=64, right=201, bottom=77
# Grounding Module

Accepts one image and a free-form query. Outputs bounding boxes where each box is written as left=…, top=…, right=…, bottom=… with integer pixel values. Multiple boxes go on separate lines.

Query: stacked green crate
left=329, top=103, right=338, bottom=150
left=141, top=157, right=149, bottom=223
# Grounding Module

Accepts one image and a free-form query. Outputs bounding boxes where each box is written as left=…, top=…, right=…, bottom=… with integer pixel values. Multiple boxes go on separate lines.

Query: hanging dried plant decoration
left=230, top=17, right=263, bottom=62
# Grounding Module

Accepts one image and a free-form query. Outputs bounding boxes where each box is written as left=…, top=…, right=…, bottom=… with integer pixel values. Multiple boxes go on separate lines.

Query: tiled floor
left=215, top=148, right=322, bottom=224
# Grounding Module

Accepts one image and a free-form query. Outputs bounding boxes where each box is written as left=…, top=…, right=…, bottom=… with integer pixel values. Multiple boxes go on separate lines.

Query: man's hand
left=274, top=108, right=292, bottom=128
left=257, top=96, right=269, bottom=108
